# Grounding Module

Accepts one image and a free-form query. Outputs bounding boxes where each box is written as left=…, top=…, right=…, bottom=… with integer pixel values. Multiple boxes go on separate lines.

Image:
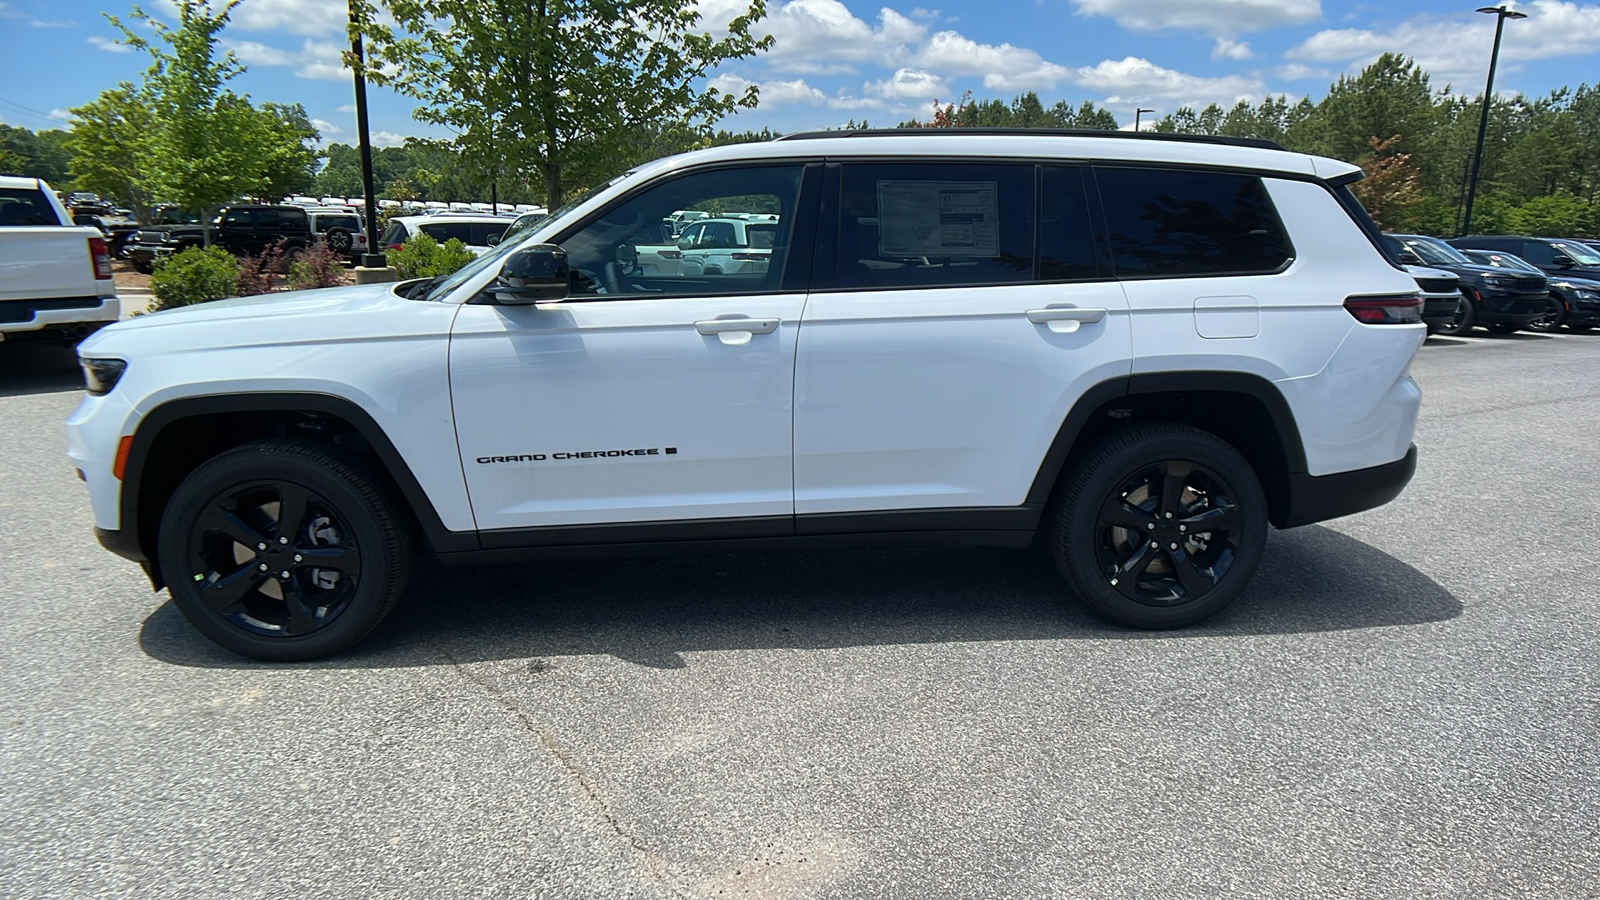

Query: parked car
left=127, top=204, right=315, bottom=273
left=1447, top=235, right=1600, bottom=281
left=306, top=208, right=368, bottom=260
left=674, top=216, right=779, bottom=276
left=1386, top=233, right=1548, bottom=335
left=1399, top=263, right=1462, bottom=334
left=379, top=214, right=510, bottom=255
left=492, top=210, right=549, bottom=249
left=70, top=129, right=1426, bottom=660
left=0, top=176, right=118, bottom=343
left=1458, top=248, right=1600, bottom=332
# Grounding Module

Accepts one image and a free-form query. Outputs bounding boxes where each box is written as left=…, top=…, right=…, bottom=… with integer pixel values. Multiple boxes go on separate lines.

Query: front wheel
left=1434, top=293, right=1475, bottom=336
left=157, top=440, right=412, bottom=661
left=1050, top=424, right=1268, bottom=629
left=1526, top=296, right=1566, bottom=333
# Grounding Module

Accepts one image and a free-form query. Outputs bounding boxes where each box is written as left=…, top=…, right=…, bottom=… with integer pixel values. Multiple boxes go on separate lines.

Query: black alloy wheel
left=1434, top=293, right=1475, bottom=336
left=159, top=440, right=411, bottom=660
left=184, top=481, right=361, bottom=638
left=1526, top=296, right=1566, bottom=333
left=1051, top=424, right=1267, bottom=628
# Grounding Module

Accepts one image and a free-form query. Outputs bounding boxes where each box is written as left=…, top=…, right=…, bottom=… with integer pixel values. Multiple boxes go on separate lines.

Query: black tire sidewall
left=157, top=441, right=406, bottom=661
left=1053, top=425, right=1268, bottom=629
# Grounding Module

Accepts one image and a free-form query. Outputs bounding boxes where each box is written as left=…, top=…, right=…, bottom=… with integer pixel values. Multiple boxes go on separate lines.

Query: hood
left=78, top=282, right=430, bottom=354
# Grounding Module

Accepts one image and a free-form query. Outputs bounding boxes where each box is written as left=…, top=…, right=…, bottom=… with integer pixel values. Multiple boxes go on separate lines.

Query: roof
left=0, top=175, right=46, bottom=190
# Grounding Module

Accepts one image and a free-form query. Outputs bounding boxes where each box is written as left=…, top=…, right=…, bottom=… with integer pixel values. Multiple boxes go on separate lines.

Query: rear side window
left=276, top=208, right=308, bottom=229
left=420, top=222, right=474, bottom=244
left=836, top=162, right=1034, bottom=290
left=0, top=187, right=56, bottom=226
left=316, top=214, right=360, bottom=232
left=470, top=223, right=508, bottom=246
left=1096, top=168, right=1293, bottom=278
left=1518, top=242, right=1557, bottom=266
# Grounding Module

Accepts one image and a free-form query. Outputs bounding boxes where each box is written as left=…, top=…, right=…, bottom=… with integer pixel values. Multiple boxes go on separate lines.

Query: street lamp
left=348, top=1, right=385, bottom=269
left=1460, top=5, right=1527, bottom=236
left=1135, top=108, right=1155, bottom=132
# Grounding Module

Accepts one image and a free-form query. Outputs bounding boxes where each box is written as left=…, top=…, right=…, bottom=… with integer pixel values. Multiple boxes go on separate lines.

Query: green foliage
left=1511, top=194, right=1595, bottom=236
left=288, top=244, right=349, bottom=290
left=0, top=125, right=72, bottom=184
left=388, top=232, right=476, bottom=280
left=357, top=0, right=774, bottom=209
left=149, top=246, right=240, bottom=310
left=64, top=85, right=164, bottom=222
left=900, top=91, right=1119, bottom=130
left=250, top=102, right=321, bottom=201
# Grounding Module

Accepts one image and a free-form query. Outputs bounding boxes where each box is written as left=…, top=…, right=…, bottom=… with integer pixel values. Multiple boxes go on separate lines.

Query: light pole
left=1135, top=108, right=1154, bottom=132
left=1460, top=5, right=1526, bottom=236
left=348, top=1, right=384, bottom=268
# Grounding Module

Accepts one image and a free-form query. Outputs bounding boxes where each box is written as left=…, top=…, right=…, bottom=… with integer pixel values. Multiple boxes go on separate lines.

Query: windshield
left=1397, top=235, right=1470, bottom=266
left=418, top=173, right=636, bottom=303
left=1462, top=250, right=1542, bottom=273
left=1552, top=241, right=1600, bottom=265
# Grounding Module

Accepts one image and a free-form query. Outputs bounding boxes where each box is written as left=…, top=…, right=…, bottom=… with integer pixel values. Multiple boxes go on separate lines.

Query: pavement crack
left=438, top=648, right=689, bottom=898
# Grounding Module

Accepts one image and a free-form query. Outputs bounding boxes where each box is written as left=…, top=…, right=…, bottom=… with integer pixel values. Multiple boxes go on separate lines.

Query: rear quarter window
left=0, top=187, right=58, bottom=226
left=1095, top=167, right=1294, bottom=278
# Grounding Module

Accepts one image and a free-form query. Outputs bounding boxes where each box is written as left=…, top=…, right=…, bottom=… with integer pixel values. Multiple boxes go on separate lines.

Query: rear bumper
left=1279, top=445, right=1417, bottom=529
left=0, top=296, right=119, bottom=335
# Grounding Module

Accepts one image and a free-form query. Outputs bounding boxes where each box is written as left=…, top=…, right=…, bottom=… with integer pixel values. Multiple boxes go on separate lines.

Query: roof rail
left=772, top=127, right=1287, bottom=152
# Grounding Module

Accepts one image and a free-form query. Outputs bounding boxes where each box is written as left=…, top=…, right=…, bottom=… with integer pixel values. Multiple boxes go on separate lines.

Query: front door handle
left=1026, top=306, right=1107, bottom=333
left=695, top=317, right=780, bottom=345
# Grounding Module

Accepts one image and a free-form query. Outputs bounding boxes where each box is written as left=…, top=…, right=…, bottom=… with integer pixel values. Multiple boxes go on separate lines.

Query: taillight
left=89, top=236, right=113, bottom=280
left=1344, top=293, right=1423, bottom=324
left=388, top=243, right=404, bottom=251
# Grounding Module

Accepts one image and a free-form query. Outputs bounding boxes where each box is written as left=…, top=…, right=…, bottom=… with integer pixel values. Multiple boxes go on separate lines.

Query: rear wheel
left=157, top=439, right=412, bottom=661
left=1434, top=293, right=1474, bottom=336
left=1051, top=424, right=1268, bottom=628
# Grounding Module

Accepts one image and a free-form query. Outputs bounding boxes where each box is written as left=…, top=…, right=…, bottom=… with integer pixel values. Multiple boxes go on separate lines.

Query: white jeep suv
left=67, top=130, right=1425, bottom=660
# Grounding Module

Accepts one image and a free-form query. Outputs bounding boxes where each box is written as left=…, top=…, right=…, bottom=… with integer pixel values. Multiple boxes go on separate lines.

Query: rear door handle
left=695, top=317, right=780, bottom=345
left=1026, top=306, right=1107, bottom=333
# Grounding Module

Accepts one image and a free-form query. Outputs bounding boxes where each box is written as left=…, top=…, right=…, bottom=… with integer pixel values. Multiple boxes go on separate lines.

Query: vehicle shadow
left=0, top=343, right=84, bottom=397
left=140, top=524, right=1462, bottom=670
left=1477, top=330, right=1553, bottom=340
left=1422, top=336, right=1470, bottom=346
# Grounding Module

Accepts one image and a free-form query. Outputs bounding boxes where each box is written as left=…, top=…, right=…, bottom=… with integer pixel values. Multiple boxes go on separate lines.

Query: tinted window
left=419, top=222, right=474, bottom=244
left=1552, top=240, right=1600, bottom=265
left=222, top=208, right=254, bottom=227
left=0, top=187, right=55, bottom=226
left=746, top=223, right=777, bottom=249
left=316, top=214, right=360, bottom=232
left=1518, top=242, right=1556, bottom=266
left=1040, top=166, right=1099, bottom=280
left=381, top=221, right=407, bottom=246
left=558, top=164, right=803, bottom=298
left=1096, top=168, right=1293, bottom=277
left=470, top=223, right=508, bottom=246
left=836, top=163, right=1033, bottom=289
left=275, top=208, right=308, bottom=229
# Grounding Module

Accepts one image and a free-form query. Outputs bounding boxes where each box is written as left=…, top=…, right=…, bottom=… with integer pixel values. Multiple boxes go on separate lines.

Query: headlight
left=163, top=234, right=180, bottom=243
left=1575, top=290, right=1600, bottom=301
left=1482, top=274, right=1513, bottom=286
left=80, top=358, right=127, bottom=396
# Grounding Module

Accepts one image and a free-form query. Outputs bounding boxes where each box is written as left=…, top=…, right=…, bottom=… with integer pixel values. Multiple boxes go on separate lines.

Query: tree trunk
left=544, top=162, right=562, bottom=212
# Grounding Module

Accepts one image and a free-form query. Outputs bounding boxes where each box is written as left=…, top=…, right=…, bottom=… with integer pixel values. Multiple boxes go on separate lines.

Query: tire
left=132, top=259, right=153, bottom=275
left=1487, top=324, right=1520, bottom=335
left=324, top=227, right=353, bottom=254
left=1433, top=293, right=1474, bottom=336
left=1526, top=296, right=1566, bottom=333
left=1050, top=424, right=1268, bottom=629
left=157, top=439, right=413, bottom=661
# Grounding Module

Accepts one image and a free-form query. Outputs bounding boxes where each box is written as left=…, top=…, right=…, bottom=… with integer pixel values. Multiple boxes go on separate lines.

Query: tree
left=1349, top=135, right=1424, bottom=230
left=64, top=86, right=164, bottom=221
left=359, top=0, right=773, bottom=210
left=251, top=102, right=321, bottom=201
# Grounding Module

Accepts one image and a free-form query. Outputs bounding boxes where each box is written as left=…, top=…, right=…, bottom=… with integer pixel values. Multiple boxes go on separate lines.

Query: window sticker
left=876, top=181, right=1000, bottom=257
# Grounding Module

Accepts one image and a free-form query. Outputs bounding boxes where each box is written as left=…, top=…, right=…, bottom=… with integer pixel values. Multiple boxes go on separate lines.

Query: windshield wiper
left=402, top=275, right=444, bottom=301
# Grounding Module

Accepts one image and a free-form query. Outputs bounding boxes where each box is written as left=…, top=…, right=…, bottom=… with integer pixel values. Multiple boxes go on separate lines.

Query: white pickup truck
left=1, top=176, right=119, bottom=343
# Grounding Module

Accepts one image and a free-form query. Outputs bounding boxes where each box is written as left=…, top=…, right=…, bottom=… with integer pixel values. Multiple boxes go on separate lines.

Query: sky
left=2, top=0, right=1599, bottom=145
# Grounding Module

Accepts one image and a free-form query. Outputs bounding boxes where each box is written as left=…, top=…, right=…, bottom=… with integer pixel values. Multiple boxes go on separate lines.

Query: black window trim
left=1090, top=163, right=1299, bottom=282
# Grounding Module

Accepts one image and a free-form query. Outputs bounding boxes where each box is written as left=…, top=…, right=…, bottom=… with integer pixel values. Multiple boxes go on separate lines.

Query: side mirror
left=487, top=243, right=569, bottom=305
left=486, top=232, right=502, bottom=246
left=677, top=235, right=694, bottom=251
left=1397, top=250, right=1423, bottom=265
left=1554, top=255, right=1574, bottom=268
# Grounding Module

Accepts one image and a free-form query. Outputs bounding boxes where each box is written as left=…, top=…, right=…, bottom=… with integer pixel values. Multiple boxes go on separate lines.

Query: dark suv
left=1387, top=233, right=1548, bottom=335
left=1458, top=248, right=1600, bottom=332
left=127, top=204, right=315, bottom=273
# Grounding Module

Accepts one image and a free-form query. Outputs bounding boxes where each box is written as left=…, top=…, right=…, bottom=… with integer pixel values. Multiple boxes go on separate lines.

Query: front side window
left=1551, top=241, right=1600, bottom=265
left=835, top=163, right=1034, bottom=290
left=1096, top=167, right=1294, bottom=278
left=557, top=164, right=803, bottom=298
left=1518, top=242, right=1557, bottom=266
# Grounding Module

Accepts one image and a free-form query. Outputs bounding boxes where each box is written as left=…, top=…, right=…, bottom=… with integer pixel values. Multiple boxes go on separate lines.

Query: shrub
left=389, top=231, right=476, bottom=280
left=150, top=246, right=240, bottom=311
left=236, top=244, right=282, bottom=296
left=288, top=243, right=349, bottom=291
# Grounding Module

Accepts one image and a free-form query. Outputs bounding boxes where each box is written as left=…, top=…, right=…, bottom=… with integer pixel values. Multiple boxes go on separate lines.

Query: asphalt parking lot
left=2, top=330, right=1597, bottom=899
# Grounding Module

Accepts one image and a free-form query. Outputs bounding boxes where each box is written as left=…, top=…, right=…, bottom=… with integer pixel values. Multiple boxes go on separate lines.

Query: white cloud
left=1073, top=0, right=1320, bottom=36
left=866, top=67, right=947, bottom=100
left=1274, top=63, right=1328, bottom=81
left=224, top=38, right=349, bottom=80
left=916, top=30, right=1072, bottom=91
left=1212, top=38, right=1253, bottom=61
left=31, top=17, right=76, bottom=27
left=764, top=0, right=927, bottom=71
left=371, top=131, right=407, bottom=148
left=1286, top=1, right=1600, bottom=84
left=48, top=108, right=73, bottom=122
left=87, top=35, right=131, bottom=53
left=336, top=104, right=357, bottom=114
left=311, top=118, right=343, bottom=135
left=1071, top=56, right=1267, bottom=111
left=231, top=0, right=347, bottom=37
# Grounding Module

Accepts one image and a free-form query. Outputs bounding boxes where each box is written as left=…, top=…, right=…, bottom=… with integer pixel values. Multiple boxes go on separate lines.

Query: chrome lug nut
left=293, top=554, right=302, bottom=563
left=1169, top=542, right=1179, bottom=550
left=1150, top=541, right=1158, bottom=548
left=279, top=570, right=290, bottom=579
left=256, top=542, right=267, bottom=551
left=1178, top=525, right=1186, bottom=533
left=278, top=536, right=289, bottom=545
left=1147, top=523, right=1155, bottom=530
left=1164, top=512, right=1173, bottom=519
left=258, top=563, right=269, bottom=572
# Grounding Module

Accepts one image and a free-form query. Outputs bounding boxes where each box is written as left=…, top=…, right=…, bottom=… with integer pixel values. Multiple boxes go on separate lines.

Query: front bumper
left=1419, top=291, right=1463, bottom=326
left=1473, top=288, right=1549, bottom=327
